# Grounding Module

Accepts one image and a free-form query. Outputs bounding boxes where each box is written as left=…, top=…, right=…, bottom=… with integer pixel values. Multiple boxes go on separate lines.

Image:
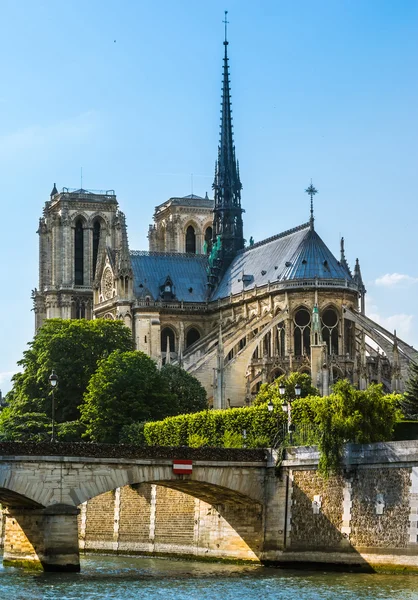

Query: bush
left=144, top=403, right=286, bottom=448
left=119, top=422, right=146, bottom=445
left=223, top=430, right=244, bottom=448
left=188, top=433, right=209, bottom=448
left=292, top=380, right=401, bottom=476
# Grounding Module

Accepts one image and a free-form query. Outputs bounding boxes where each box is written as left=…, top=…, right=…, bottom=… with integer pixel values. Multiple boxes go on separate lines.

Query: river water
left=1, top=554, right=418, bottom=600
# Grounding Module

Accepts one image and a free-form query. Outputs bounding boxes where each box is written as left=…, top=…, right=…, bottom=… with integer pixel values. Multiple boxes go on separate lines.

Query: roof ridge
left=238, top=222, right=310, bottom=254
left=130, top=250, right=208, bottom=261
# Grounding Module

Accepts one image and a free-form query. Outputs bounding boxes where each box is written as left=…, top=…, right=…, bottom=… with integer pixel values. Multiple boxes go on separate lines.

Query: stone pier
left=3, top=504, right=80, bottom=571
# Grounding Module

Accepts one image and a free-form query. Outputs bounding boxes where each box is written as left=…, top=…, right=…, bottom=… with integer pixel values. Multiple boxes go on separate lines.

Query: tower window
left=74, top=219, right=84, bottom=285
left=185, top=225, right=196, bottom=254
left=92, top=220, right=101, bottom=278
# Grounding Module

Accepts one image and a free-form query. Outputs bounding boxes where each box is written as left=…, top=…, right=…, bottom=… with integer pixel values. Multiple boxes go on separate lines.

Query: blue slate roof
left=211, top=223, right=353, bottom=300
left=130, top=251, right=209, bottom=302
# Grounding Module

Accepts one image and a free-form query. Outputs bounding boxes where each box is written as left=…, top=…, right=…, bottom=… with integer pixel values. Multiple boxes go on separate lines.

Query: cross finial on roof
left=223, top=10, right=229, bottom=45
left=305, top=180, right=318, bottom=230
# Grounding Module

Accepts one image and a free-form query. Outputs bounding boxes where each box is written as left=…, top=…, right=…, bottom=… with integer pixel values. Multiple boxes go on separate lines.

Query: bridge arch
left=69, top=462, right=265, bottom=507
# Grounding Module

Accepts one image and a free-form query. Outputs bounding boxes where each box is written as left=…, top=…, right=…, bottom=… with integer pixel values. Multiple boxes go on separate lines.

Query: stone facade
left=148, top=195, right=214, bottom=254
left=33, top=186, right=124, bottom=330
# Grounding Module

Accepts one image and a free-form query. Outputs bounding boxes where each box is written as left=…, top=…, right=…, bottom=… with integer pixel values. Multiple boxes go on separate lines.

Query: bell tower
left=33, top=185, right=121, bottom=330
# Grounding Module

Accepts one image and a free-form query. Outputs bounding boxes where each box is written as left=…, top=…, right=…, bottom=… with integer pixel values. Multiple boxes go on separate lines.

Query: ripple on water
left=1, top=555, right=418, bottom=600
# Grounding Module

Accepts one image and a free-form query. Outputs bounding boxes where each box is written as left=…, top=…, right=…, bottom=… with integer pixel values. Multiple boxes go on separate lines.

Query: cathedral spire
left=210, top=11, right=244, bottom=287
left=340, top=236, right=352, bottom=277
left=354, top=257, right=366, bottom=314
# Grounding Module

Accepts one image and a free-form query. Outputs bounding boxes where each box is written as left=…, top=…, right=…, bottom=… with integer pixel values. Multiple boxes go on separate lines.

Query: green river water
left=1, top=554, right=418, bottom=600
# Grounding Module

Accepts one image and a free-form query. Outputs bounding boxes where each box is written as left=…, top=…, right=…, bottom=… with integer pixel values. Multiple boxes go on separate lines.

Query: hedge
left=144, top=402, right=287, bottom=448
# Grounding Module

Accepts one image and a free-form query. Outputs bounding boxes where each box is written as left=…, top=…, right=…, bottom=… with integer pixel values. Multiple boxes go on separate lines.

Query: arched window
left=74, top=219, right=84, bottom=285
left=161, top=327, right=175, bottom=354
left=185, top=226, right=196, bottom=254
left=204, top=226, right=213, bottom=254
left=321, top=308, right=339, bottom=355
left=294, top=308, right=311, bottom=356
left=186, top=327, right=200, bottom=348
left=92, top=220, right=101, bottom=278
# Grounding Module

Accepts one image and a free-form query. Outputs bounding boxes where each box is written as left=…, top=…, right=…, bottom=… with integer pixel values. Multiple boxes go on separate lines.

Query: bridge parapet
left=0, top=441, right=267, bottom=462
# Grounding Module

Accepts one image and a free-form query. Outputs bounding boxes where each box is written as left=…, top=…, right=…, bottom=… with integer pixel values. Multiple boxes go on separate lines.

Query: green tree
left=402, top=361, right=418, bottom=418
left=2, top=319, right=134, bottom=440
left=253, top=372, right=318, bottom=406
left=160, top=364, right=207, bottom=414
left=80, top=350, right=175, bottom=443
left=292, top=380, right=401, bottom=476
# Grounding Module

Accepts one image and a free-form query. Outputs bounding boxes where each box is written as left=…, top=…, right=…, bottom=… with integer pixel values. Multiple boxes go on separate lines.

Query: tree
left=80, top=350, right=175, bottom=443
left=253, top=372, right=318, bottom=407
left=292, top=380, right=401, bottom=476
left=159, top=364, right=207, bottom=414
left=402, top=361, right=418, bottom=418
left=2, top=319, right=134, bottom=440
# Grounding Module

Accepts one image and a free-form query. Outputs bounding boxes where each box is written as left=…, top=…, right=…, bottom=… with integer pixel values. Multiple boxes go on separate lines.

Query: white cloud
left=368, top=312, right=414, bottom=341
left=375, top=273, right=418, bottom=287
left=0, top=111, right=99, bottom=159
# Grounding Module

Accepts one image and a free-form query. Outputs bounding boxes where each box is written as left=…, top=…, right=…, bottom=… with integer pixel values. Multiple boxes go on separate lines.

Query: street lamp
left=267, top=382, right=302, bottom=446
left=279, top=382, right=302, bottom=445
left=49, top=370, right=58, bottom=442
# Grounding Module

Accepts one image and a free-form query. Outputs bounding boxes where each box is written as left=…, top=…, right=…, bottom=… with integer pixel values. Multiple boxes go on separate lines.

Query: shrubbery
left=143, top=402, right=286, bottom=448
left=142, top=377, right=402, bottom=477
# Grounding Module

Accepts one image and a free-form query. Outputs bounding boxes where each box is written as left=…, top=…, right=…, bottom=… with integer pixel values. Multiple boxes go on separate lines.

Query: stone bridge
left=0, top=443, right=284, bottom=571
left=2, top=441, right=418, bottom=573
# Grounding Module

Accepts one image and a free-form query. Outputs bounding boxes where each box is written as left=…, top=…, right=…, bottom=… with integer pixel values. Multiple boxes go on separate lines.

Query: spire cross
left=223, top=10, right=229, bottom=44
left=305, top=180, right=318, bottom=228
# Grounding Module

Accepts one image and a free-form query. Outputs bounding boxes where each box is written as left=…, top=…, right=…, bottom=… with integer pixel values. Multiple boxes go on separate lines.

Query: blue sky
left=0, top=0, right=417, bottom=393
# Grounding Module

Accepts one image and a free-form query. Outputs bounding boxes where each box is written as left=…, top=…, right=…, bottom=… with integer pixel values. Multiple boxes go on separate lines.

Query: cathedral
left=32, top=30, right=417, bottom=407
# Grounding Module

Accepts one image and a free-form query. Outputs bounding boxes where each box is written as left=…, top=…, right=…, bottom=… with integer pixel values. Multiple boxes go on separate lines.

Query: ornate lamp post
left=48, top=370, right=58, bottom=442
left=273, top=381, right=302, bottom=445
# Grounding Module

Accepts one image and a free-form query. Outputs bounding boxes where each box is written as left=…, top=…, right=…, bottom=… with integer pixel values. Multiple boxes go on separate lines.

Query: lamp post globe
left=267, top=400, right=274, bottom=413
left=49, top=370, right=58, bottom=388
left=294, top=383, right=301, bottom=397
left=278, top=382, right=286, bottom=396
left=49, top=370, right=58, bottom=442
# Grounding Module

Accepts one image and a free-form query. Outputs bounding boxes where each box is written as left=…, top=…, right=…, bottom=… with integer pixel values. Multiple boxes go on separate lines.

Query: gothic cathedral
left=33, top=32, right=417, bottom=407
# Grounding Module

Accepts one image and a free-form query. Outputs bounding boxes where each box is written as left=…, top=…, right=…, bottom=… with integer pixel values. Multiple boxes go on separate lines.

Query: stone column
left=261, top=465, right=289, bottom=559
left=3, top=504, right=80, bottom=572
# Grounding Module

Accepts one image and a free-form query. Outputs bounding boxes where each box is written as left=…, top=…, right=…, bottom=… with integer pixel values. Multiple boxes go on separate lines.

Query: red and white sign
left=172, top=460, right=193, bottom=474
